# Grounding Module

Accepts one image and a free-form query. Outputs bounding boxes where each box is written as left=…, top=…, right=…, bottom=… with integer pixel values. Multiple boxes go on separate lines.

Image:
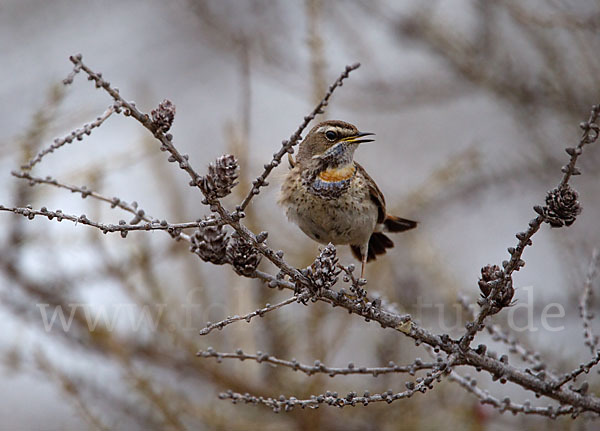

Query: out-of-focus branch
left=198, top=347, right=440, bottom=377
left=393, top=3, right=598, bottom=118
left=35, top=352, right=112, bottom=431
left=580, top=248, right=600, bottom=354
left=306, top=0, right=327, bottom=105
left=501, top=0, right=600, bottom=31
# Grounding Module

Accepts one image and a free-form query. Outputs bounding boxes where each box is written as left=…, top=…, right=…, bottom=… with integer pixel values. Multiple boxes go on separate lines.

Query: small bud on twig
left=543, top=185, right=582, bottom=228
left=478, top=264, right=514, bottom=308
left=305, top=243, right=341, bottom=294
left=202, top=154, right=239, bottom=199
left=191, top=223, right=229, bottom=265
left=151, top=99, right=176, bottom=133
left=227, top=233, right=261, bottom=276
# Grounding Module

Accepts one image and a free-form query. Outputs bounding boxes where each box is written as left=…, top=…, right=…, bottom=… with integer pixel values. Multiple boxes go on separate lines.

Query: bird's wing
left=355, top=162, right=386, bottom=224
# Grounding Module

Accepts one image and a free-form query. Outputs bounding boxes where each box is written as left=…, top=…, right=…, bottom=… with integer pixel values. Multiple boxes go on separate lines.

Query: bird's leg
left=360, top=243, right=368, bottom=279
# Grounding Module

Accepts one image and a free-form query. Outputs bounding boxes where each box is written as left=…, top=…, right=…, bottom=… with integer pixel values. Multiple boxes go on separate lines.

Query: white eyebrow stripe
left=316, top=126, right=349, bottom=134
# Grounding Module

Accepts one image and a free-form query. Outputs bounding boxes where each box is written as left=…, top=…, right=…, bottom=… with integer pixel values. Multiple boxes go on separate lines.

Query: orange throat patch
left=318, top=165, right=356, bottom=183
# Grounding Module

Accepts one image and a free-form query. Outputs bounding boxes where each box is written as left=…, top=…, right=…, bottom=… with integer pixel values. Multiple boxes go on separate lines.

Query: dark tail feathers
left=350, top=215, right=417, bottom=262
left=351, top=232, right=394, bottom=262
left=384, top=215, right=417, bottom=232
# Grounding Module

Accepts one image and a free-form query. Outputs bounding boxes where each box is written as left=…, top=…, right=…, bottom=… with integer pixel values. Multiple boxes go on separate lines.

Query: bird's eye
left=325, top=130, right=337, bottom=141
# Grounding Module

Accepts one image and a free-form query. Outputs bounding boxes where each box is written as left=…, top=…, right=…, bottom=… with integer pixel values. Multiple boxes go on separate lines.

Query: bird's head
left=296, top=120, right=374, bottom=168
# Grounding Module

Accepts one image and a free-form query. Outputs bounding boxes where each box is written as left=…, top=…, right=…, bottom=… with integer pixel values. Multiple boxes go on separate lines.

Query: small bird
left=279, top=120, right=417, bottom=279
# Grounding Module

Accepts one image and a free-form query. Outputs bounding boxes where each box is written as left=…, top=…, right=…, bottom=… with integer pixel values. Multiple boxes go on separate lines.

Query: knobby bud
left=202, top=154, right=239, bottom=199
left=543, top=184, right=582, bottom=228
left=478, top=264, right=502, bottom=298
left=478, top=264, right=514, bottom=308
left=151, top=99, right=176, bottom=133
left=191, top=223, right=229, bottom=265
left=227, top=233, right=261, bottom=276
left=306, top=243, right=341, bottom=293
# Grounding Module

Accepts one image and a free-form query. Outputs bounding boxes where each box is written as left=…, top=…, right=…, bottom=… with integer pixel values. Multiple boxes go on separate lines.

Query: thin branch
left=501, top=0, right=600, bottom=31
left=11, top=170, right=194, bottom=245
left=560, top=109, right=600, bottom=187
left=199, top=295, right=303, bottom=335
left=458, top=295, right=550, bottom=374
left=580, top=248, right=600, bottom=354
left=552, top=351, right=600, bottom=390
left=198, top=347, right=439, bottom=377
left=218, top=357, right=455, bottom=412
left=253, top=269, right=413, bottom=329
left=35, top=351, right=112, bottom=431
left=127, top=370, right=186, bottom=431
left=12, top=171, right=153, bottom=224
left=449, top=371, right=576, bottom=418
left=0, top=205, right=200, bottom=237
left=338, top=262, right=367, bottom=299
left=22, top=104, right=117, bottom=170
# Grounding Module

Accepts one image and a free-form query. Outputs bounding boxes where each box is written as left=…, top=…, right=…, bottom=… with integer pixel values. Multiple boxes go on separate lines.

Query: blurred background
left=1, top=0, right=600, bottom=429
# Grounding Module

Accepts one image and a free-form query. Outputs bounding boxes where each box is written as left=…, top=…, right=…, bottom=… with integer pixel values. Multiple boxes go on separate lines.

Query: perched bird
left=279, top=120, right=417, bottom=278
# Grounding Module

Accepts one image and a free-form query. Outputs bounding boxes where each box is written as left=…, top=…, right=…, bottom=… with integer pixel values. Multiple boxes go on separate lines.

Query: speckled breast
left=280, top=167, right=378, bottom=246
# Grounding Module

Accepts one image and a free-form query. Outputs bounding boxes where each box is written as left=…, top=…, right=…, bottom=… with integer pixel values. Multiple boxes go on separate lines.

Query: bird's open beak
left=342, top=131, right=375, bottom=144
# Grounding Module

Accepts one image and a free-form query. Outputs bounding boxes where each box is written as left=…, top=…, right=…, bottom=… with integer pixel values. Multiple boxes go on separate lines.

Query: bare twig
left=0, top=204, right=200, bottom=237
left=35, top=352, right=111, bottom=431
left=559, top=108, right=600, bottom=187
left=199, top=295, right=303, bottom=335
left=198, top=347, right=439, bottom=377
left=501, top=0, right=600, bottom=31
left=218, top=357, right=455, bottom=412
left=458, top=295, right=549, bottom=373
left=580, top=248, right=600, bottom=354
left=552, top=350, right=600, bottom=390
left=12, top=171, right=153, bottom=224
left=22, top=104, right=117, bottom=170
left=449, top=371, right=576, bottom=418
